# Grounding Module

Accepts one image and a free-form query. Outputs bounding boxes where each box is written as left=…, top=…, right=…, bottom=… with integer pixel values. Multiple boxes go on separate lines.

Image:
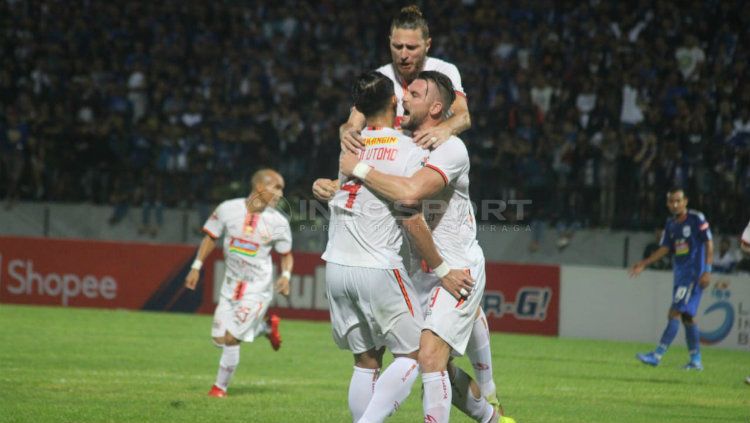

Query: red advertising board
left=482, top=262, right=560, bottom=336
left=1, top=236, right=559, bottom=336
left=0, top=236, right=198, bottom=310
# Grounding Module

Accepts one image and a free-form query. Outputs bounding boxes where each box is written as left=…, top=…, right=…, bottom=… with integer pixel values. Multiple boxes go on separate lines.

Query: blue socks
left=654, top=318, right=680, bottom=357
left=685, top=323, right=701, bottom=361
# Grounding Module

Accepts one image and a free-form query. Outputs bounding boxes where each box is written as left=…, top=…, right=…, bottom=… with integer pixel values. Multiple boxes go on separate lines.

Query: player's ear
left=391, top=95, right=397, bottom=107
left=425, top=37, right=432, bottom=52
left=429, top=100, right=443, bottom=118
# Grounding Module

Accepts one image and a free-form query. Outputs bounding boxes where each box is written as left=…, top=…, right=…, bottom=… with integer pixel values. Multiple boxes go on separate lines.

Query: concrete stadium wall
left=0, top=201, right=653, bottom=267
left=559, top=266, right=750, bottom=350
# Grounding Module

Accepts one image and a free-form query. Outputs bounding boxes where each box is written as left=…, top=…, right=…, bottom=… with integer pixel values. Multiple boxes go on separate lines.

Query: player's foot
left=683, top=360, right=703, bottom=371
left=485, top=393, right=504, bottom=416
left=636, top=352, right=660, bottom=366
left=485, top=393, right=515, bottom=423
left=207, top=384, right=227, bottom=398
left=745, top=375, right=750, bottom=385
left=266, top=314, right=282, bottom=351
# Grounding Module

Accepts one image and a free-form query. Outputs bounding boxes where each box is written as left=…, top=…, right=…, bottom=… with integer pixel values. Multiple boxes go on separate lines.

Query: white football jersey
left=742, top=220, right=750, bottom=247
left=376, top=57, right=465, bottom=128
left=203, top=198, right=292, bottom=297
left=323, top=127, right=425, bottom=269
left=417, top=136, right=483, bottom=269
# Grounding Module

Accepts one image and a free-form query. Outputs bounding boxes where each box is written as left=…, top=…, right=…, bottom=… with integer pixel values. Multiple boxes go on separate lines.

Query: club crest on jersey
left=229, top=237, right=260, bottom=257
left=683, top=225, right=691, bottom=237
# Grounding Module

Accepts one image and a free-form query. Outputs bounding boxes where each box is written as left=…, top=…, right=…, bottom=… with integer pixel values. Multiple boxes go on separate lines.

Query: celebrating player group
left=312, top=6, right=511, bottom=423
left=178, top=4, right=748, bottom=423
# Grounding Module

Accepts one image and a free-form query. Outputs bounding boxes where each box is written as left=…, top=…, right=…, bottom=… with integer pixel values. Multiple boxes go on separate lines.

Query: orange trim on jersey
left=456, top=297, right=465, bottom=308
left=420, top=259, right=430, bottom=273
left=455, top=90, right=466, bottom=98
left=233, top=281, right=247, bottom=301
left=430, top=287, right=440, bottom=308
left=425, top=164, right=449, bottom=185
left=202, top=227, right=219, bottom=239
left=244, top=212, right=260, bottom=235
left=393, top=269, right=414, bottom=316
left=366, top=126, right=383, bottom=130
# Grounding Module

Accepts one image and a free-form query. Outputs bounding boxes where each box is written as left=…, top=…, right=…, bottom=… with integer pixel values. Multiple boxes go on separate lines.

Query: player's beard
left=401, top=110, right=425, bottom=132
left=400, top=54, right=427, bottom=83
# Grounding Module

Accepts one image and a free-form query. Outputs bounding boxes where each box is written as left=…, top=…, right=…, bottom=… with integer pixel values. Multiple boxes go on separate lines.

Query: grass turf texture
left=1, top=305, right=748, bottom=423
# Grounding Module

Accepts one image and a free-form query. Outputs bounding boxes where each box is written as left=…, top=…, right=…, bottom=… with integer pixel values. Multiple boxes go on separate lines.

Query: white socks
left=214, top=344, right=240, bottom=390
left=450, top=366, right=496, bottom=423
left=467, top=310, right=496, bottom=397
left=254, top=320, right=269, bottom=337
left=422, top=371, right=452, bottom=423
left=349, top=366, right=379, bottom=422
left=357, top=357, right=419, bottom=423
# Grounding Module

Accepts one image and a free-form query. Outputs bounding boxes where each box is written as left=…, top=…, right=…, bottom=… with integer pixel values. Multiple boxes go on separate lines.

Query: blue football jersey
left=659, top=209, right=712, bottom=283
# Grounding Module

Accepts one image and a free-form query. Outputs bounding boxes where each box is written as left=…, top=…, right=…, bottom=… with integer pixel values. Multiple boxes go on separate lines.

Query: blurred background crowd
left=1, top=0, right=749, bottom=242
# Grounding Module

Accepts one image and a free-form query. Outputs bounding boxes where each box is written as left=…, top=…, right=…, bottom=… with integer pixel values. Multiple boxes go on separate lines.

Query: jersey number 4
left=341, top=182, right=362, bottom=209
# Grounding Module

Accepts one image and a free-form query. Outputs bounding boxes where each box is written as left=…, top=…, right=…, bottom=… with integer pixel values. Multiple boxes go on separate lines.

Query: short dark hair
left=667, top=187, right=687, bottom=198
left=352, top=71, right=394, bottom=117
left=390, top=5, right=429, bottom=39
left=416, top=70, right=456, bottom=118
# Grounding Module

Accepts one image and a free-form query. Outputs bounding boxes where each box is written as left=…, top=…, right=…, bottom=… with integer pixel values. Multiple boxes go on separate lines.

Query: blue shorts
left=670, top=278, right=703, bottom=317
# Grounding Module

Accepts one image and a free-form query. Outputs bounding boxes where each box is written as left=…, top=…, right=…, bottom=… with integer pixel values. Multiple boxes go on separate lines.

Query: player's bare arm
left=400, top=212, right=474, bottom=300
left=340, top=152, right=445, bottom=207
left=185, top=235, right=217, bottom=290
left=699, top=239, right=713, bottom=288
left=275, top=252, right=294, bottom=296
left=312, top=178, right=339, bottom=202
left=413, top=94, right=470, bottom=149
left=629, top=246, right=670, bottom=278
left=339, top=107, right=367, bottom=154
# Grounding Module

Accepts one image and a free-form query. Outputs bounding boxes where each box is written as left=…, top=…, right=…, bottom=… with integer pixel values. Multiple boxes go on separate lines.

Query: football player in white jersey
left=184, top=168, right=294, bottom=398
left=339, top=5, right=470, bottom=153
left=340, top=71, right=507, bottom=423
left=322, top=70, right=474, bottom=423
left=337, top=3, right=503, bottom=415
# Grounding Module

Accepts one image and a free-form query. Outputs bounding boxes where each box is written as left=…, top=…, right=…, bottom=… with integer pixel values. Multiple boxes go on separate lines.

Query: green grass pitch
left=1, top=304, right=748, bottom=423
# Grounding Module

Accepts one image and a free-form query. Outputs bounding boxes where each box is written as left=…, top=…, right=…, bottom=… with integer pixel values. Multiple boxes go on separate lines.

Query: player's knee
left=681, top=313, right=694, bottom=325
left=212, top=337, right=225, bottom=348
left=418, top=348, right=442, bottom=372
left=224, top=333, right=240, bottom=346
left=354, top=350, right=382, bottom=369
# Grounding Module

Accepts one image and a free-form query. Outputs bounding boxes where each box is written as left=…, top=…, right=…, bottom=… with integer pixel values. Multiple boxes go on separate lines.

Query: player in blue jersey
left=629, top=188, right=714, bottom=370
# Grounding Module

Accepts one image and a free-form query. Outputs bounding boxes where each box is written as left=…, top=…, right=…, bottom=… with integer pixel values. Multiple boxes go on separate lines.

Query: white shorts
left=211, top=278, right=272, bottom=343
left=326, top=262, right=423, bottom=354
left=417, top=259, right=486, bottom=356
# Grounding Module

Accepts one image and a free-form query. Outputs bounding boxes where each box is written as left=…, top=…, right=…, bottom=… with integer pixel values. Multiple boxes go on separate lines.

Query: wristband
left=704, top=264, right=712, bottom=273
left=281, top=270, right=291, bottom=279
left=433, top=262, right=450, bottom=278
left=191, top=259, right=203, bottom=271
left=352, top=163, right=372, bottom=180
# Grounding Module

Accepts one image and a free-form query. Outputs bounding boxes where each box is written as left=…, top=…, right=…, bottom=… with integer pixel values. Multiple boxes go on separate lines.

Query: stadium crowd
left=1, top=0, right=749, bottom=236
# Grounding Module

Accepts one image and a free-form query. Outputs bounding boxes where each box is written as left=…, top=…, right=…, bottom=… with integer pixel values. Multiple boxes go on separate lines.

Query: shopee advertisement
left=0, top=236, right=197, bottom=309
